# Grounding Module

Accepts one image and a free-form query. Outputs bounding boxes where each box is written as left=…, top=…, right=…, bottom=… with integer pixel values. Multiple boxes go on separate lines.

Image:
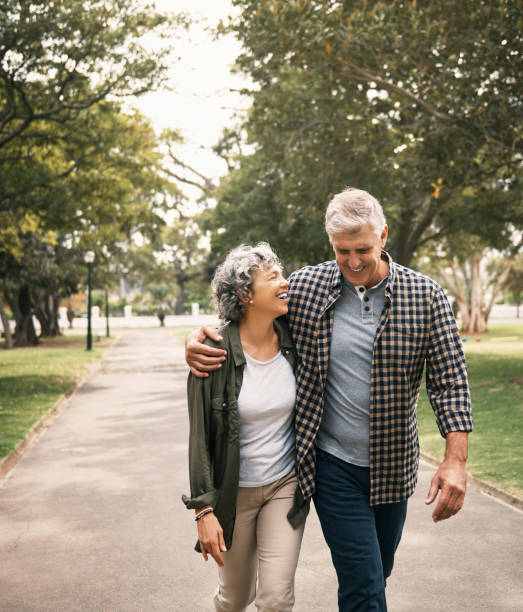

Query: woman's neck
left=238, top=313, right=279, bottom=361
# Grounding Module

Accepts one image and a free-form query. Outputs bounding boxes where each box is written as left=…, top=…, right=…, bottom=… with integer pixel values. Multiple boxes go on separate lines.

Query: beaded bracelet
left=195, top=507, right=213, bottom=521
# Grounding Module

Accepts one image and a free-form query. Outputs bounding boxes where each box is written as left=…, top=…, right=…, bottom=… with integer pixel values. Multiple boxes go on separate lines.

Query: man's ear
left=380, top=225, right=389, bottom=248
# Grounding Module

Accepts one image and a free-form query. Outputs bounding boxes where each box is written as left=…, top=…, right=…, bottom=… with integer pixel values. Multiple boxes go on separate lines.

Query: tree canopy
left=0, top=0, right=186, bottom=345
left=207, top=0, right=521, bottom=268
left=0, top=0, right=179, bottom=150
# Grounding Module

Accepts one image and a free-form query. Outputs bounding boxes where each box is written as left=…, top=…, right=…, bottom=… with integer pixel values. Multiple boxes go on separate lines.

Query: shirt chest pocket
left=386, top=324, right=427, bottom=369
left=210, top=396, right=238, bottom=441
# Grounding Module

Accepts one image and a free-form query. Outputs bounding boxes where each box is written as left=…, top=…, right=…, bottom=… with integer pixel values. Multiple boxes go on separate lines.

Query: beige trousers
left=214, top=470, right=305, bottom=612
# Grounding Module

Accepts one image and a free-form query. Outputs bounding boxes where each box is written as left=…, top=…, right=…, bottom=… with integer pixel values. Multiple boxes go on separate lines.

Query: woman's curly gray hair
left=212, top=242, right=282, bottom=322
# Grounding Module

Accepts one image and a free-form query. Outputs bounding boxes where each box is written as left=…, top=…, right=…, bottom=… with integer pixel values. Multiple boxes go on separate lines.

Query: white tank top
left=237, top=350, right=296, bottom=487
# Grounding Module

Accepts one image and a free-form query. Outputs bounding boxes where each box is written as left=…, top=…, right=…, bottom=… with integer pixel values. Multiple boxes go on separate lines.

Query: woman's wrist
left=194, top=507, right=214, bottom=521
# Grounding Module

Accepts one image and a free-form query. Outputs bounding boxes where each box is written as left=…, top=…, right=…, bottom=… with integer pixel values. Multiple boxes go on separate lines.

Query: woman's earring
left=248, top=299, right=254, bottom=305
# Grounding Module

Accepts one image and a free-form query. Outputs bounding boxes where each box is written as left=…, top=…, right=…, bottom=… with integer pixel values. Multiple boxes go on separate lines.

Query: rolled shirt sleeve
left=425, top=286, right=473, bottom=437
left=182, top=373, right=218, bottom=510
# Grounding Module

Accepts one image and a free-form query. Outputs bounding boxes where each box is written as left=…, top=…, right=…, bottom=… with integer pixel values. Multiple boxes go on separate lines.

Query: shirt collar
left=382, top=250, right=396, bottom=299
left=330, top=263, right=343, bottom=289
left=227, top=322, right=245, bottom=367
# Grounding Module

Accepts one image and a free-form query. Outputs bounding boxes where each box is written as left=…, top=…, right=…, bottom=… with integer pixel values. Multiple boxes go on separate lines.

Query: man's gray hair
left=325, top=187, right=386, bottom=239
left=212, top=242, right=282, bottom=322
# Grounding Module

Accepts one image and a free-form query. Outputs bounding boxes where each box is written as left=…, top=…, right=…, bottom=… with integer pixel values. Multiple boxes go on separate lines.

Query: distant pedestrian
left=183, top=243, right=308, bottom=611
left=157, top=305, right=165, bottom=327
left=66, top=306, right=75, bottom=329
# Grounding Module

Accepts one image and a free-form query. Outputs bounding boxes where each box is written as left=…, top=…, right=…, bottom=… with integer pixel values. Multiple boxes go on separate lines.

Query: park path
left=0, top=328, right=521, bottom=611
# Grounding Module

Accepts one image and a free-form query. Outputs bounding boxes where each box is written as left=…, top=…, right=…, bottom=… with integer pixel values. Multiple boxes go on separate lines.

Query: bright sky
left=132, top=0, right=248, bottom=199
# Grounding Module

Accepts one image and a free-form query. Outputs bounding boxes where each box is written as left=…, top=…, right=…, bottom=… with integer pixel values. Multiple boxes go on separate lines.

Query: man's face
left=331, top=224, right=389, bottom=288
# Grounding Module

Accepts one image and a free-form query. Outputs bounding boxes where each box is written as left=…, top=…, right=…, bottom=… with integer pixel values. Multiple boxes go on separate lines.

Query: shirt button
left=364, top=306, right=370, bottom=312
left=358, top=287, right=365, bottom=293
left=364, top=296, right=369, bottom=302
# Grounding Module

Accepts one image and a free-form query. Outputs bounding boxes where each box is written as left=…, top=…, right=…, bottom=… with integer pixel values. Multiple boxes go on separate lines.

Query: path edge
left=420, top=451, right=523, bottom=512
left=0, top=336, right=121, bottom=484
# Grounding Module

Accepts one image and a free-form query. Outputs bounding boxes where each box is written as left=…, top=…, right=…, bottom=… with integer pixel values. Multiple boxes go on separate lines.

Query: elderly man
left=186, top=187, right=473, bottom=611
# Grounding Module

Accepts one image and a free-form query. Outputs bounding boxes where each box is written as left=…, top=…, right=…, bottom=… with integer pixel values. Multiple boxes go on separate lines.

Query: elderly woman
left=182, top=243, right=309, bottom=612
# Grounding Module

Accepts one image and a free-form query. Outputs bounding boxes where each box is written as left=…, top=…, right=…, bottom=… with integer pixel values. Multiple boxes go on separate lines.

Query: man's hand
left=185, top=326, right=226, bottom=378
left=196, top=511, right=227, bottom=566
left=426, top=432, right=468, bottom=522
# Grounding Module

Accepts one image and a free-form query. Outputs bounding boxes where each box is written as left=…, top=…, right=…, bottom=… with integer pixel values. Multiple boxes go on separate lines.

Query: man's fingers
left=425, top=476, right=440, bottom=505
left=191, top=344, right=227, bottom=358
left=192, top=359, right=225, bottom=372
left=432, top=494, right=449, bottom=522
left=189, top=366, right=209, bottom=378
left=201, top=545, right=209, bottom=562
left=432, top=486, right=463, bottom=522
left=202, top=325, right=223, bottom=342
left=196, top=352, right=227, bottom=365
left=432, top=479, right=466, bottom=521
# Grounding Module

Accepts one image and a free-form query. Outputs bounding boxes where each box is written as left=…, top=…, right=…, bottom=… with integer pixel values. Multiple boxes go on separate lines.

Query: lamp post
left=105, top=288, right=110, bottom=338
left=84, top=251, right=95, bottom=351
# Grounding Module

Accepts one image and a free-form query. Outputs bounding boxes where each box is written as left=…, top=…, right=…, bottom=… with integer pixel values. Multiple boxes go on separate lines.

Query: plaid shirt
left=287, top=252, right=473, bottom=506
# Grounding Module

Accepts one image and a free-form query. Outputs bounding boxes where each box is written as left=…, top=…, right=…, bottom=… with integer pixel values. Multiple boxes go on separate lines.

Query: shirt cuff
left=181, top=490, right=217, bottom=510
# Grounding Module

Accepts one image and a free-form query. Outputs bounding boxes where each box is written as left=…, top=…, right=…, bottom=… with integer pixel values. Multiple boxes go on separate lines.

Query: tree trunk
left=437, top=260, right=470, bottom=330
left=51, top=294, right=62, bottom=336
left=483, top=261, right=513, bottom=323
left=467, top=252, right=487, bottom=333
left=175, top=278, right=186, bottom=315
left=0, top=294, right=13, bottom=349
left=34, top=306, right=50, bottom=336
left=34, top=292, right=63, bottom=337
left=435, top=251, right=515, bottom=334
left=456, top=297, right=471, bottom=330
left=14, top=285, right=38, bottom=346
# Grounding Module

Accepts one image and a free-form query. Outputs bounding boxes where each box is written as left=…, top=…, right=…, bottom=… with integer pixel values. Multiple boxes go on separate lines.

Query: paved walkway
left=0, top=328, right=521, bottom=611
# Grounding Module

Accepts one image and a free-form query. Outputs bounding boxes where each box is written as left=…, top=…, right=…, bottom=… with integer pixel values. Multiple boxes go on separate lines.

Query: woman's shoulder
left=202, top=321, right=232, bottom=351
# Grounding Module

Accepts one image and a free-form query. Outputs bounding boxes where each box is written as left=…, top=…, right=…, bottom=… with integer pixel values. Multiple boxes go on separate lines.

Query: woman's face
left=248, top=264, right=289, bottom=318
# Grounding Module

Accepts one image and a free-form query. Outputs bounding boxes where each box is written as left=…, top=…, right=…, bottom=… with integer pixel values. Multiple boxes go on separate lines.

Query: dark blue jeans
left=313, top=447, right=408, bottom=612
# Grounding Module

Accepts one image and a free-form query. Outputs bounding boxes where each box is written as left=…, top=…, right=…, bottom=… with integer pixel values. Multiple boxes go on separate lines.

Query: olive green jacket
left=182, top=318, right=310, bottom=552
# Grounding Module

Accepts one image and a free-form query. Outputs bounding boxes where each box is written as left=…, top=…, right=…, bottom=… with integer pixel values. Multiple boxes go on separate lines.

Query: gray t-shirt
left=316, top=275, right=387, bottom=467
left=237, top=350, right=296, bottom=487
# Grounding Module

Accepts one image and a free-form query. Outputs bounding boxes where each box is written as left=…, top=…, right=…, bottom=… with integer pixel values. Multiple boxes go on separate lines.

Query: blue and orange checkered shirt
left=287, top=252, right=473, bottom=505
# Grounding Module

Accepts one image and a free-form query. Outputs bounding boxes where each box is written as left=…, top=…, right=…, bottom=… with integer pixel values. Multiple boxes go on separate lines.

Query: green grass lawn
left=418, top=322, right=523, bottom=498
left=0, top=335, right=114, bottom=461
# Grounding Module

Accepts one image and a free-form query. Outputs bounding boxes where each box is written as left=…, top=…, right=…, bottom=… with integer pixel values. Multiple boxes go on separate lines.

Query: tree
left=162, top=217, right=209, bottom=314
left=123, top=215, right=211, bottom=316
left=503, top=254, right=523, bottom=318
left=0, top=0, right=179, bottom=152
left=419, top=224, right=521, bottom=333
left=207, top=0, right=521, bottom=268
left=0, top=103, right=177, bottom=345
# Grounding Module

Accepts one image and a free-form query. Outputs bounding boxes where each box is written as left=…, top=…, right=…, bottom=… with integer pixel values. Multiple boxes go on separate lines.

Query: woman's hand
left=197, top=511, right=227, bottom=566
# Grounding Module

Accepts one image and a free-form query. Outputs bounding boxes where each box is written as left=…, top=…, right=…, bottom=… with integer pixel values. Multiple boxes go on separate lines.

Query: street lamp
left=84, top=251, right=95, bottom=351
left=105, top=288, right=110, bottom=338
